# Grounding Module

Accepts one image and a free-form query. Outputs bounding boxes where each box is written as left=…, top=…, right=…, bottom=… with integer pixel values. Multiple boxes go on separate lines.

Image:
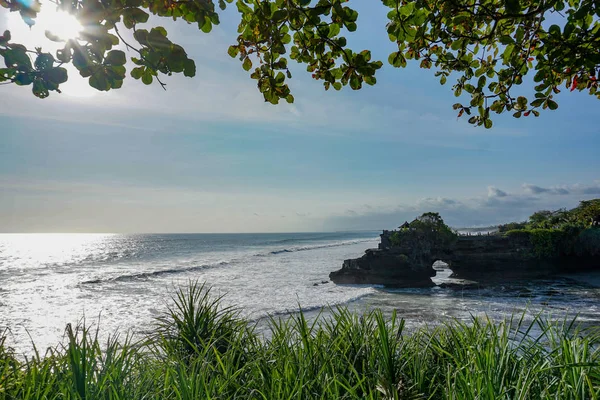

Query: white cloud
left=571, top=181, right=600, bottom=195
left=325, top=180, right=600, bottom=230
left=522, top=183, right=569, bottom=195
left=522, top=181, right=600, bottom=196
left=487, top=186, right=508, bottom=198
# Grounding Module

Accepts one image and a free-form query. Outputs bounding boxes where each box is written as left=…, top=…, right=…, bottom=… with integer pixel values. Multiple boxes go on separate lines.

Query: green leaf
left=32, top=79, right=49, bottom=98
left=45, top=67, right=68, bottom=84
left=242, top=57, right=252, bottom=71
left=388, top=52, right=406, bottom=68
left=349, top=74, right=361, bottom=90
left=3, top=48, right=32, bottom=70
left=227, top=45, right=239, bottom=58
left=328, top=23, right=340, bottom=38
left=122, top=8, right=149, bottom=28
left=141, top=69, right=153, bottom=85
left=105, top=50, right=126, bottom=66
left=34, top=53, right=54, bottom=71
left=530, top=99, right=544, bottom=107
left=183, top=59, right=196, bottom=77
left=272, top=9, right=287, bottom=22
left=200, top=19, right=212, bottom=33
left=14, top=72, right=32, bottom=85
left=131, top=66, right=144, bottom=79
left=547, top=99, right=558, bottom=110
left=89, top=72, right=110, bottom=91
left=0, top=30, right=11, bottom=43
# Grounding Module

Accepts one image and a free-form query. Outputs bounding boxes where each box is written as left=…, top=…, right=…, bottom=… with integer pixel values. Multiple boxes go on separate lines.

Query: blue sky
left=1, top=3, right=599, bottom=233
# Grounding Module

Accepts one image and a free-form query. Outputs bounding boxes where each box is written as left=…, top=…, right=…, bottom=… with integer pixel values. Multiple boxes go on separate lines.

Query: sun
left=5, top=3, right=83, bottom=44
left=5, top=4, right=101, bottom=97
left=36, top=7, right=83, bottom=41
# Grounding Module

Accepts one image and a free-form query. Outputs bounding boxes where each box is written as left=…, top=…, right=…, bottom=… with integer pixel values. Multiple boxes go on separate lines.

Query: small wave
left=269, top=234, right=354, bottom=245
left=252, top=290, right=376, bottom=322
left=270, top=249, right=293, bottom=255
left=80, top=261, right=230, bottom=285
left=257, top=238, right=377, bottom=257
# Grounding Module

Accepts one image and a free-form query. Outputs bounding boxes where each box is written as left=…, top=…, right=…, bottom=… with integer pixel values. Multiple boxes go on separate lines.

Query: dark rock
left=330, top=229, right=600, bottom=288
left=447, top=235, right=560, bottom=282
left=329, top=248, right=436, bottom=288
left=437, top=282, right=482, bottom=290
left=447, top=236, right=600, bottom=282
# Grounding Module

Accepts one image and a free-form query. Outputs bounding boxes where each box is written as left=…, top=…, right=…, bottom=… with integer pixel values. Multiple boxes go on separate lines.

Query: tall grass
left=1, top=281, right=598, bottom=399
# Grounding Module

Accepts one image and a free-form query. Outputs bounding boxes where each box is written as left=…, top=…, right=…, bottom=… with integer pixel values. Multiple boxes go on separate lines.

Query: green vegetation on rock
left=501, top=199, right=600, bottom=259
left=390, top=212, right=457, bottom=251
left=1, top=282, right=599, bottom=399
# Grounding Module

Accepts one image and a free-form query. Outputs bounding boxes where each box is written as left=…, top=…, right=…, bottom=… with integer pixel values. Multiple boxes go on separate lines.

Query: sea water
left=1, top=232, right=599, bottom=354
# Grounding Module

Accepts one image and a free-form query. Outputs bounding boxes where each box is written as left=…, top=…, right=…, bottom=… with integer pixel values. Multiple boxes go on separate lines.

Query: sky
left=1, top=3, right=599, bottom=233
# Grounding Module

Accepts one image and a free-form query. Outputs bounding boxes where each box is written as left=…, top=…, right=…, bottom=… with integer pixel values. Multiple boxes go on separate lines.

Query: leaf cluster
left=1, top=0, right=599, bottom=125
left=384, top=0, right=600, bottom=127
left=0, top=30, right=68, bottom=97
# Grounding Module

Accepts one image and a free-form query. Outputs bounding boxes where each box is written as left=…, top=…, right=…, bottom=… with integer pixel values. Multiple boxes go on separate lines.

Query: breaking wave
left=80, top=261, right=230, bottom=285
left=260, top=238, right=376, bottom=256
left=79, top=237, right=377, bottom=286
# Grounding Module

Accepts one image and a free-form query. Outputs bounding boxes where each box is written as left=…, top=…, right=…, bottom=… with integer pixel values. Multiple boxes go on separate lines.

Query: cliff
left=328, top=248, right=436, bottom=288
left=330, top=227, right=600, bottom=288
left=447, top=235, right=559, bottom=281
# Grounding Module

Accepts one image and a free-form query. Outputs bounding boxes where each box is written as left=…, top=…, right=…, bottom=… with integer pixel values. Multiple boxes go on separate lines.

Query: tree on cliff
left=390, top=212, right=456, bottom=252
left=1, top=0, right=599, bottom=128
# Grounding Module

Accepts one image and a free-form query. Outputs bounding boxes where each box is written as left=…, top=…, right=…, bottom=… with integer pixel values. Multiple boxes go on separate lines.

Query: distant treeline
left=497, top=199, right=600, bottom=258
left=498, top=199, right=600, bottom=232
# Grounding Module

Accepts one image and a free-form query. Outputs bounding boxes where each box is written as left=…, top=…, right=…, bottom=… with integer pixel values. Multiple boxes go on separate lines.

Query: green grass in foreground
left=1, top=281, right=599, bottom=399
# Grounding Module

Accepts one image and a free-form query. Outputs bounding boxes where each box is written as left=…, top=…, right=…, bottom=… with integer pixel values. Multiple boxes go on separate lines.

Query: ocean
left=1, top=232, right=599, bottom=355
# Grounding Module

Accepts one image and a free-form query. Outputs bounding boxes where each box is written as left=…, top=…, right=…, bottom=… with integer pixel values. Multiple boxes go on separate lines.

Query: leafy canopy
left=1, top=0, right=599, bottom=127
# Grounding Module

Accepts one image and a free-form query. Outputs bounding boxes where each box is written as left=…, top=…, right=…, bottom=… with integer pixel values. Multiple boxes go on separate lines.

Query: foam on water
left=1, top=232, right=599, bottom=355
left=0, top=232, right=379, bottom=354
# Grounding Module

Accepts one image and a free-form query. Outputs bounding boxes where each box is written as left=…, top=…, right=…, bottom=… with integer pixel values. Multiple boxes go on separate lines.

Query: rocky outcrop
left=330, top=231, right=600, bottom=287
left=329, top=248, right=436, bottom=288
left=448, top=235, right=600, bottom=281
left=447, top=236, right=556, bottom=281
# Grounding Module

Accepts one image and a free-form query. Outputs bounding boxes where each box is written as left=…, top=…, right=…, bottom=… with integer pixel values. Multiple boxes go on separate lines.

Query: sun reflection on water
left=0, top=233, right=116, bottom=270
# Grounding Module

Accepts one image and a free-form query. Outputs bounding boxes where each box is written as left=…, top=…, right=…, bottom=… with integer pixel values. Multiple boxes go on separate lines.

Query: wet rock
left=329, top=248, right=436, bottom=288
left=437, top=282, right=482, bottom=290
